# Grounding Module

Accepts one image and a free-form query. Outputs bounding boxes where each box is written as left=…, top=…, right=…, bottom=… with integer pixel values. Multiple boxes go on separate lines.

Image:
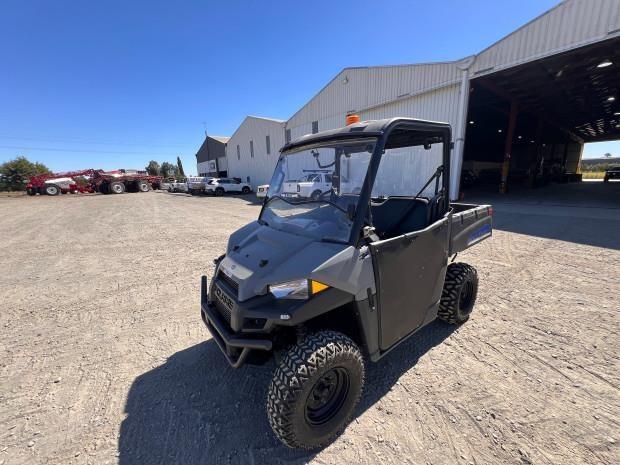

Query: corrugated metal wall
left=226, top=117, right=285, bottom=190
left=287, top=63, right=461, bottom=130
left=287, top=83, right=462, bottom=198
left=361, top=84, right=462, bottom=197
left=472, top=0, right=620, bottom=77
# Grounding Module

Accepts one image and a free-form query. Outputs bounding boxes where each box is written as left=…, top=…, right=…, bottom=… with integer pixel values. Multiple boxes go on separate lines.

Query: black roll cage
left=268, top=117, right=452, bottom=246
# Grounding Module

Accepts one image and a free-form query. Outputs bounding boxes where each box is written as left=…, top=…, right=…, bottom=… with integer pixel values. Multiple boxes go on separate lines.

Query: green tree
left=176, top=156, right=186, bottom=177
left=145, top=160, right=160, bottom=176
left=0, top=156, right=51, bottom=191
left=160, top=161, right=177, bottom=179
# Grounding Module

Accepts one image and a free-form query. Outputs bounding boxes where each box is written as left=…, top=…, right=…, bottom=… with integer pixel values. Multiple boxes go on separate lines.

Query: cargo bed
left=449, top=203, right=493, bottom=254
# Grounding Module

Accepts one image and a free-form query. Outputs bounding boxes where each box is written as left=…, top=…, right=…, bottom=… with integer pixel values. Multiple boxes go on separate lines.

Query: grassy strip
left=581, top=171, right=605, bottom=179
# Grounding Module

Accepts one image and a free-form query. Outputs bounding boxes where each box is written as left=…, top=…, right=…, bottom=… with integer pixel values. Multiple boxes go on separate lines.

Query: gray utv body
left=201, top=117, right=492, bottom=368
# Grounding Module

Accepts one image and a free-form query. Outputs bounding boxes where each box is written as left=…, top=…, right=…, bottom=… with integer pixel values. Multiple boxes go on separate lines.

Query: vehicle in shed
left=604, top=166, right=620, bottom=182
left=200, top=117, right=492, bottom=449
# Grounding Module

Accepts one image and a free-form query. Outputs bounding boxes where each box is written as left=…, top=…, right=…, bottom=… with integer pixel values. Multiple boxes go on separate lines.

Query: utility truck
left=187, top=176, right=213, bottom=195
left=200, top=117, right=492, bottom=449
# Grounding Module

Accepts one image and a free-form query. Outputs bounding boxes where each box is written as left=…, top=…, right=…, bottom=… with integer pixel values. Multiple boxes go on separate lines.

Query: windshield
left=261, top=140, right=375, bottom=243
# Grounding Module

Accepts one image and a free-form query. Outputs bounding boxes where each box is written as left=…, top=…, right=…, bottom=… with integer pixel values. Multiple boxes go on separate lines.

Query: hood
left=219, top=221, right=346, bottom=301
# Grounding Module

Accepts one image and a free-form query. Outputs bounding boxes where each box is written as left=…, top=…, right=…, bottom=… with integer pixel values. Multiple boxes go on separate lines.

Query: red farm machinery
left=26, top=169, right=163, bottom=196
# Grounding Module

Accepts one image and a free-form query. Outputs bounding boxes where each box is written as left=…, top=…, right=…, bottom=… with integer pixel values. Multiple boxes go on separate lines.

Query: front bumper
left=200, top=276, right=273, bottom=368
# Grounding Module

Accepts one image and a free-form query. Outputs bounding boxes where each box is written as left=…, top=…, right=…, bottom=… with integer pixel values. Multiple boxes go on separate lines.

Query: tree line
left=145, top=157, right=186, bottom=180
left=0, top=156, right=51, bottom=191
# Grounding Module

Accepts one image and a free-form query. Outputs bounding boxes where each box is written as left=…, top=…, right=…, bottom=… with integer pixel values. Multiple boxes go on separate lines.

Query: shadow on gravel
left=464, top=182, right=620, bottom=249
left=119, top=321, right=455, bottom=465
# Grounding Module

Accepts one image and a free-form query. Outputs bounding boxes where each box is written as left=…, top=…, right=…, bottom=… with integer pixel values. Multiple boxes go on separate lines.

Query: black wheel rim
left=459, top=280, right=474, bottom=314
left=305, top=367, right=350, bottom=426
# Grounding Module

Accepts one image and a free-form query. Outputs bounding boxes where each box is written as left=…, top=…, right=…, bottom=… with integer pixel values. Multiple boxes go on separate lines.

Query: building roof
left=195, top=134, right=229, bottom=162
left=209, top=136, right=230, bottom=144
left=286, top=0, right=620, bottom=127
left=246, top=115, right=285, bottom=123
left=227, top=115, right=286, bottom=141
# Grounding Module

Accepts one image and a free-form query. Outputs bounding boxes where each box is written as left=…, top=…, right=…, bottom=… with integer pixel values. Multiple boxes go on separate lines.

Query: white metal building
left=226, top=116, right=286, bottom=190
left=226, top=0, right=620, bottom=198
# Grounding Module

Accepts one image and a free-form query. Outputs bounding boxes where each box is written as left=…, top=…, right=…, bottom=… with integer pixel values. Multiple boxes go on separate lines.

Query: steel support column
left=499, top=100, right=518, bottom=194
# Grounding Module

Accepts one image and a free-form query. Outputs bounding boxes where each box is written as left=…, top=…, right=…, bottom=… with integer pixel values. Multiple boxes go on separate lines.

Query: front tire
left=242, top=186, right=251, bottom=194
left=267, top=330, right=364, bottom=450
left=438, top=262, right=478, bottom=324
left=215, top=187, right=225, bottom=196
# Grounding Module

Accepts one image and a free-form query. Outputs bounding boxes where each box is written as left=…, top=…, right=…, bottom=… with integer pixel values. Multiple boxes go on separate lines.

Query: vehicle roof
left=281, top=117, right=451, bottom=153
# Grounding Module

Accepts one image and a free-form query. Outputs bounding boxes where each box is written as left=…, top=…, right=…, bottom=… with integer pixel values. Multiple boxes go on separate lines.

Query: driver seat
left=370, top=197, right=430, bottom=238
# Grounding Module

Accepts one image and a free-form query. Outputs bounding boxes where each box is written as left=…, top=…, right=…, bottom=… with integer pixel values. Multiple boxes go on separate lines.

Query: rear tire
left=137, top=181, right=150, bottom=192
left=44, top=184, right=60, bottom=196
left=109, top=181, right=125, bottom=194
left=215, top=187, right=225, bottom=196
left=438, top=262, right=478, bottom=324
left=26, top=188, right=36, bottom=196
left=267, top=330, right=365, bottom=450
left=242, top=186, right=251, bottom=194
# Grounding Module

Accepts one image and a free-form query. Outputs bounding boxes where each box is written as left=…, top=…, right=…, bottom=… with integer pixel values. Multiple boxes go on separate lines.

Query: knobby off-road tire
left=438, top=262, right=478, bottom=324
left=267, top=330, right=365, bottom=450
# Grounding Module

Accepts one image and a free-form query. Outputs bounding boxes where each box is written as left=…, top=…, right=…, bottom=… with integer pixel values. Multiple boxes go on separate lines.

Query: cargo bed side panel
left=449, top=204, right=492, bottom=254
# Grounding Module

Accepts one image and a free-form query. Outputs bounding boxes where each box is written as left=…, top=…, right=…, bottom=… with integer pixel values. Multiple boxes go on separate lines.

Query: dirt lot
left=1, top=186, right=618, bottom=465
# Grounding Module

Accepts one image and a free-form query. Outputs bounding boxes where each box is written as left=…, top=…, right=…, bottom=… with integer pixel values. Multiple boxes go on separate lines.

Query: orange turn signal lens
left=310, top=280, right=330, bottom=295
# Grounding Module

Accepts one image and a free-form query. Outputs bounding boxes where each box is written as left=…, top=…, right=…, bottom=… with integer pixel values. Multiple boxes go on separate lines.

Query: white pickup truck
left=281, top=171, right=333, bottom=200
left=187, top=176, right=212, bottom=195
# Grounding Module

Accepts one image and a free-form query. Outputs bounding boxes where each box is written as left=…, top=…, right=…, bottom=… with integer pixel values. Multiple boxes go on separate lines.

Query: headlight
left=269, top=279, right=330, bottom=300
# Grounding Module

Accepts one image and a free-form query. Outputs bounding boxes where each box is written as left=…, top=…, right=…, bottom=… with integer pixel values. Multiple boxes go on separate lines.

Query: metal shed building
left=195, top=135, right=230, bottom=177
left=283, top=0, right=620, bottom=199
left=226, top=116, right=286, bottom=190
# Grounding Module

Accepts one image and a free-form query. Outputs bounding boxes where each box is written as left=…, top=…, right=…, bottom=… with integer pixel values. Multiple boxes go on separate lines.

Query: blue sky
left=1, top=0, right=617, bottom=174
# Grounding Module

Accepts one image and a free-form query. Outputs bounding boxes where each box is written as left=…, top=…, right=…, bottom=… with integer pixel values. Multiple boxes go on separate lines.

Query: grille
left=214, top=297, right=232, bottom=325
left=213, top=271, right=238, bottom=326
left=218, top=271, right=239, bottom=295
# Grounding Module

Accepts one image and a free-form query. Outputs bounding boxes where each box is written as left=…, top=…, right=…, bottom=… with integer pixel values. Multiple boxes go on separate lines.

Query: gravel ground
left=0, top=187, right=618, bottom=465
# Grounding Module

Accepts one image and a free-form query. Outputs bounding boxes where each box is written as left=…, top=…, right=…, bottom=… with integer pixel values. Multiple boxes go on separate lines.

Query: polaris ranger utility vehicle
left=200, top=117, right=492, bottom=449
